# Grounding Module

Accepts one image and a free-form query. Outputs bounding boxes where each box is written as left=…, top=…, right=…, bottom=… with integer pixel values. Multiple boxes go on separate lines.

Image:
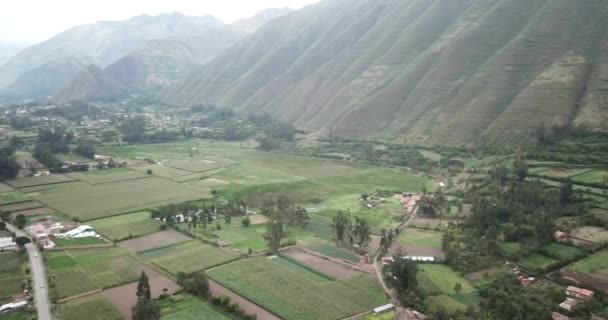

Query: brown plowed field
left=280, top=246, right=357, bottom=279
left=117, top=230, right=191, bottom=252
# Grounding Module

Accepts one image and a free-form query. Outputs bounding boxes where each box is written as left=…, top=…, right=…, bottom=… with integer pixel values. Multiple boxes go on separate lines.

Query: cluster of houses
left=0, top=292, right=28, bottom=315
left=401, top=193, right=422, bottom=212
left=553, top=286, right=595, bottom=319
left=0, top=237, right=16, bottom=251
left=25, top=217, right=100, bottom=249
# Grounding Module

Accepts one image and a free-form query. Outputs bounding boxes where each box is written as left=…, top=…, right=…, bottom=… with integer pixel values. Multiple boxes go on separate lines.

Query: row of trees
left=330, top=211, right=371, bottom=249
left=260, top=197, right=309, bottom=254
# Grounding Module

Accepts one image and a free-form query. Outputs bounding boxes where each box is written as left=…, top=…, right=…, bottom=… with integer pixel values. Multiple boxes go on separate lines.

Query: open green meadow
left=398, top=228, right=444, bottom=249
left=132, top=164, right=192, bottom=179
left=159, top=294, right=231, bottom=320
left=304, top=214, right=334, bottom=238
left=535, top=167, right=592, bottom=179
left=60, top=297, right=122, bottom=320
left=0, top=192, right=29, bottom=205
left=540, top=243, right=585, bottom=261
left=426, top=295, right=467, bottom=313
left=48, top=247, right=150, bottom=298
left=569, top=249, right=608, bottom=277
left=417, top=264, right=479, bottom=311
left=90, top=211, right=164, bottom=241
left=0, top=254, right=24, bottom=303
left=53, top=237, right=106, bottom=247
left=68, top=168, right=150, bottom=185
left=519, top=253, right=559, bottom=272
left=207, top=257, right=387, bottom=320
left=138, top=240, right=238, bottom=275
left=31, top=177, right=207, bottom=221
left=6, top=174, right=74, bottom=188
left=299, top=238, right=359, bottom=262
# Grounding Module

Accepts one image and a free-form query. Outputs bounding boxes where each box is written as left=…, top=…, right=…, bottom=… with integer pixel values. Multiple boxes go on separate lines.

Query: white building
left=0, top=237, right=16, bottom=250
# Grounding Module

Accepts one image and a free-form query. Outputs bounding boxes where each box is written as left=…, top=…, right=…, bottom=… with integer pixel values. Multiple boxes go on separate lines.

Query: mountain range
left=164, top=0, right=608, bottom=146
left=0, top=9, right=290, bottom=101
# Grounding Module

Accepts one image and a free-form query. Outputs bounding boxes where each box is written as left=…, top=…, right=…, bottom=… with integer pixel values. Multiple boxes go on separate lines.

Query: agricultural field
left=398, top=228, right=443, bottom=249
left=571, top=226, right=608, bottom=245
left=59, top=297, right=122, bottom=320
left=159, top=294, right=231, bottom=320
left=417, top=264, right=479, bottom=311
left=90, top=211, right=165, bottom=241
left=5, top=174, right=74, bottom=188
left=298, top=238, right=359, bottom=262
left=519, top=253, right=560, bottom=272
left=572, top=169, right=608, bottom=184
left=280, top=247, right=359, bottom=279
left=540, top=243, right=585, bottom=261
left=0, top=183, right=13, bottom=192
left=0, top=192, right=29, bottom=205
left=534, top=167, right=592, bottom=179
left=68, top=168, right=150, bottom=185
left=138, top=240, right=238, bottom=275
left=118, top=230, right=191, bottom=252
left=0, top=253, right=24, bottom=304
left=207, top=256, right=387, bottom=320
left=569, top=249, right=608, bottom=280
left=48, top=247, right=156, bottom=298
left=132, top=164, right=192, bottom=179
left=52, top=237, right=106, bottom=247
left=304, top=214, right=334, bottom=238
left=31, top=177, right=207, bottom=221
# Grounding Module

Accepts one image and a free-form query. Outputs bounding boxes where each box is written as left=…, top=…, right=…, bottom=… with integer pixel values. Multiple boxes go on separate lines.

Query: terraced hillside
left=165, top=0, right=608, bottom=146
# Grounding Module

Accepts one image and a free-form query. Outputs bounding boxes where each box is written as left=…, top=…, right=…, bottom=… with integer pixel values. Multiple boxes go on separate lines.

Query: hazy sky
left=0, top=0, right=320, bottom=45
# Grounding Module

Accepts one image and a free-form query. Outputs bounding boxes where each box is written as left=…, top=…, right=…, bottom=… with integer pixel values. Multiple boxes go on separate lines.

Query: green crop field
left=0, top=192, right=29, bottom=205
left=398, top=228, right=444, bottom=249
left=417, top=265, right=476, bottom=296
left=90, top=211, right=164, bottom=241
left=5, top=174, right=74, bottom=188
left=139, top=241, right=238, bottom=275
left=572, top=169, right=608, bottom=184
left=300, top=238, right=359, bottom=262
left=53, top=237, right=106, bottom=247
left=304, top=214, right=334, bottom=238
left=48, top=248, right=149, bottom=298
left=158, top=294, right=231, bottom=320
left=569, top=250, right=608, bottom=277
left=520, top=253, right=559, bottom=272
left=0, top=253, right=24, bottom=303
left=60, top=297, right=122, bottom=320
left=536, top=168, right=592, bottom=179
left=207, top=257, right=387, bottom=320
left=69, top=168, right=150, bottom=185
left=31, top=177, right=207, bottom=220
left=541, top=243, right=585, bottom=261
left=426, top=295, right=467, bottom=313
left=132, top=164, right=192, bottom=179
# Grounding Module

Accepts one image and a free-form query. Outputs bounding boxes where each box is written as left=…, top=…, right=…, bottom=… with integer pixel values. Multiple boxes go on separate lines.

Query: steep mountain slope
left=56, top=65, right=127, bottom=102
left=0, top=13, right=225, bottom=99
left=165, top=0, right=608, bottom=146
left=231, top=8, right=292, bottom=34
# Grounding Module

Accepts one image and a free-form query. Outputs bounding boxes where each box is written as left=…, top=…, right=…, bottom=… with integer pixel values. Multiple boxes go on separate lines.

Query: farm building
left=403, top=256, right=435, bottom=262
left=566, top=286, right=594, bottom=300
left=552, top=312, right=570, bottom=320
left=399, top=308, right=428, bottom=320
left=0, top=237, right=16, bottom=250
left=559, top=298, right=579, bottom=312
left=0, top=301, right=27, bottom=314
left=57, top=225, right=98, bottom=238
left=554, top=231, right=567, bottom=242
left=373, top=304, right=394, bottom=315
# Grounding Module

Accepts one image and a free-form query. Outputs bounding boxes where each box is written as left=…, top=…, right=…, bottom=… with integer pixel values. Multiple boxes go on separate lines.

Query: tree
left=331, top=211, right=350, bottom=244
left=258, top=136, right=277, bottom=151
left=177, top=272, right=210, bottom=298
left=73, top=142, right=95, bottom=159
left=101, top=129, right=120, bottom=143
left=132, top=271, right=160, bottom=320
left=352, top=217, right=371, bottom=247
left=136, top=271, right=151, bottom=300
left=513, top=157, right=528, bottom=181
left=0, top=221, right=5, bottom=230
left=386, top=257, right=418, bottom=296
left=241, top=217, right=251, bottom=227
left=293, top=207, right=309, bottom=227
left=121, top=117, right=147, bottom=143
left=15, top=236, right=31, bottom=247
left=454, top=282, right=462, bottom=293
left=0, top=147, right=19, bottom=180
left=13, top=214, right=27, bottom=229
left=560, top=179, right=574, bottom=205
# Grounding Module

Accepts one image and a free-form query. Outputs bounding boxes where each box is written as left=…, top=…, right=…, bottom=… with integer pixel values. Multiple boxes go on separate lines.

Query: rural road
left=6, top=223, right=52, bottom=320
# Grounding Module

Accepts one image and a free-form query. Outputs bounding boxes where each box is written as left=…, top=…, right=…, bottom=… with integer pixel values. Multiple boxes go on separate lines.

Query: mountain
left=231, top=8, right=292, bottom=34
left=56, top=65, right=127, bottom=102
left=0, top=44, right=26, bottom=68
left=164, top=0, right=608, bottom=147
left=0, top=13, right=225, bottom=99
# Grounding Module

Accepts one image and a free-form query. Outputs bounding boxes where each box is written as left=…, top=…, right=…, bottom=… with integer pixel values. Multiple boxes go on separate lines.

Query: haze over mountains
left=0, top=9, right=290, bottom=101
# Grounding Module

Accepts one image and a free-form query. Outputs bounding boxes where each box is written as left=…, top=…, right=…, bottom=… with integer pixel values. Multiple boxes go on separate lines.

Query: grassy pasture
left=541, top=243, right=585, bottom=261
left=60, top=297, right=122, bottom=320
left=426, top=295, right=467, bottom=313
left=5, top=174, right=74, bottom=188
left=68, top=168, right=150, bottom=184
left=536, top=167, right=592, bottom=179
left=519, top=253, right=559, bottom=272
left=207, top=257, right=386, bottom=320
left=53, top=237, right=106, bottom=247
left=139, top=240, right=238, bottom=275
left=572, top=169, right=608, bottom=184
left=52, top=268, right=100, bottom=299
left=304, top=214, right=334, bottom=238
left=132, top=164, right=192, bottom=179
left=398, top=228, right=444, bottom=249
left=300, top=238, right=359, bottom=262
left=417, top=264, right=476, bottom=296
left=160, top=299, right=231, bottom=320
left=31, top=177, right=207, bottom=220
left=90, top=211, right=164, bottom=241
left=569, top=250, right=608, bottom=277
left=0, top=192, right=29, bottom=205
left=0, top=254, right=23, bottom=303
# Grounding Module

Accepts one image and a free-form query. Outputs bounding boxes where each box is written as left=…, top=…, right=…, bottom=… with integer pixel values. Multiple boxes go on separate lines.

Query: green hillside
left=164, top=0, right=608, bottom=146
